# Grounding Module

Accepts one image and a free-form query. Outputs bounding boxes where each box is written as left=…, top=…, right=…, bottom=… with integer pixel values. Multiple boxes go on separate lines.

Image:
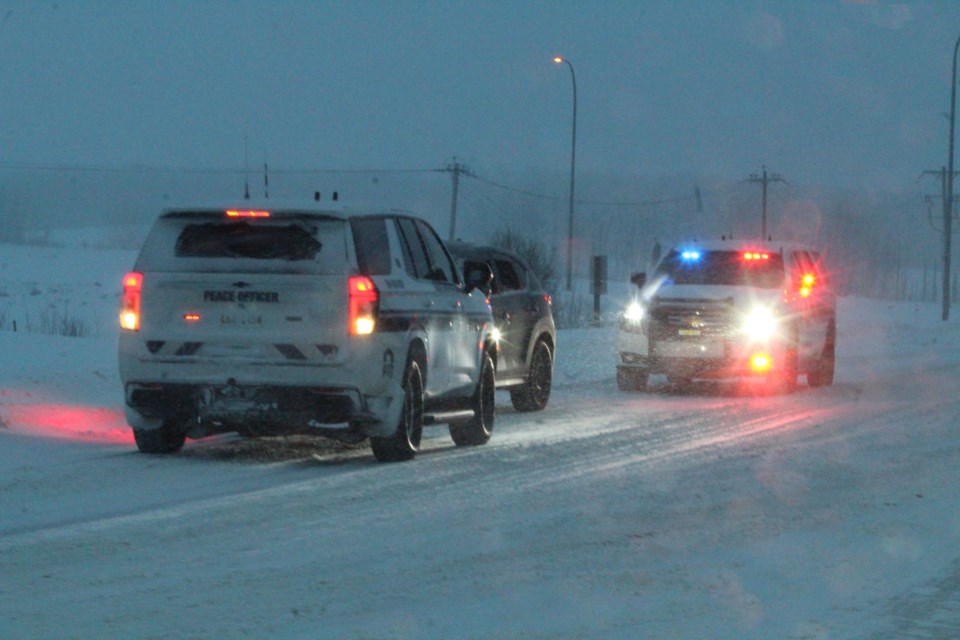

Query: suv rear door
left=394, top=217, right=474, bottom=396
left=489, top=253, right=536, bottom=378
left=132, top=212, right=352, bottom=367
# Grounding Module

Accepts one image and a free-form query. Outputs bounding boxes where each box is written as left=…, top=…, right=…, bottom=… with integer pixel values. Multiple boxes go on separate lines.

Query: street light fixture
left=553, top=55, right=577, bottom=292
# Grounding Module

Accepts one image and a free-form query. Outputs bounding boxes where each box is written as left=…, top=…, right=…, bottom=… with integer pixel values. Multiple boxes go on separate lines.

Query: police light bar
left=681, top=250, right=701, bottom=261
left=743, top=252, right=770, bottom=260
left=226, top=210, right=271, bottom=218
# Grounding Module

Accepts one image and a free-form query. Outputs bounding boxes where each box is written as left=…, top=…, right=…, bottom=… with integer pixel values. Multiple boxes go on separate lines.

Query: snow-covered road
left=1, top=245, right=959, bottom=639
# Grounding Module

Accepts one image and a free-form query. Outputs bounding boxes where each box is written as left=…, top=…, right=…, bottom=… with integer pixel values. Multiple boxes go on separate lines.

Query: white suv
left=118, top=203, right=498, bottom=462
left=617, top=239, right=836, bottom=392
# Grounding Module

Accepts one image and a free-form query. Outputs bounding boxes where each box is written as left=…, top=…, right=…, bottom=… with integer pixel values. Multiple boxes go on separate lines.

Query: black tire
left=370, top=360, right=424, bottom=462
left=510, top=340, right=553, bottom=412
left=807, top=320, right=836, bottom=388
left=133, top=420, right=186, bottom=454
left=616, top=367, right=648, bottom=392
left=667, top=374, right=692, bottom=387
left=450, top=352, right=495, bottom=447
left=777, top=326, right=800, bottom=393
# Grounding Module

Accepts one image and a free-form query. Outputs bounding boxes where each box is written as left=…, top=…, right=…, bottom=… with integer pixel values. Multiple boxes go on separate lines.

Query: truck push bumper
left=619, top=344, right=783, bottom=380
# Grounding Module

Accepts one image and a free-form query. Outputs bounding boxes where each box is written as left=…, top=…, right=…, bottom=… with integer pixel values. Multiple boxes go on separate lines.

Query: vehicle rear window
left=175, top=222, right=321, bottom=260
left=656, top=250, right=784, bottom=288
left=134, top=214, right=349, bottom=275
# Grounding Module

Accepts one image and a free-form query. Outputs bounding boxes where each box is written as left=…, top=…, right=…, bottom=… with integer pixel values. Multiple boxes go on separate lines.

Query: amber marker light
left=751, top=353, right=772, bottom=372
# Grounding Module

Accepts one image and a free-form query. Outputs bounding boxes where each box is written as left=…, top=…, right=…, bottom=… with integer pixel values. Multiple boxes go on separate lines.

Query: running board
left=423, top=409, right=475, bottom=426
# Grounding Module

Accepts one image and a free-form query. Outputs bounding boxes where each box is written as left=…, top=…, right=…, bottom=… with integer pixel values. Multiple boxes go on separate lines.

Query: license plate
left=678, top=328, right=701, bottom=336
left=220, top=314, right=264, bottom=326
left=655, top=341, right=723, bottom=358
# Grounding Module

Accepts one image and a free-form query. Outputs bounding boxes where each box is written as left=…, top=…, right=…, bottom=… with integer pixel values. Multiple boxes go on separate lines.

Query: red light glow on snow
left=1, top=403, right=132, bottom=444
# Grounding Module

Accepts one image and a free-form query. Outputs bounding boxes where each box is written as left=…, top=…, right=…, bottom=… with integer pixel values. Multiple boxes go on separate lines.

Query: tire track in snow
left=871, top=558, right=960, bottom=639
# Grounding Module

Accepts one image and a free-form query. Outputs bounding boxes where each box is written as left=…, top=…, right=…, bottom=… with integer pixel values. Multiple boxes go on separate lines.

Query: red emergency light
left=226, top=210, right=271, bottom=218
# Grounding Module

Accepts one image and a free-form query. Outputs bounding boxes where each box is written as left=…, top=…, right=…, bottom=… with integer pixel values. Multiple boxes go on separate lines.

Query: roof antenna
left=263, top=156, right=269, bottom=199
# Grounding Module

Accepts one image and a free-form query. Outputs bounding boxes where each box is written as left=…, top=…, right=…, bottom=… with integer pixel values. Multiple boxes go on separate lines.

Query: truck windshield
left=656, top=250, right=784, bottom=289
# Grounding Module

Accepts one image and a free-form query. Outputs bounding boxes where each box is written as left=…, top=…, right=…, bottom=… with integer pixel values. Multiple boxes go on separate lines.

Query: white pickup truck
left=118, top=202, right=497, bottom=462
left=617, top=239, right=836, bottom=392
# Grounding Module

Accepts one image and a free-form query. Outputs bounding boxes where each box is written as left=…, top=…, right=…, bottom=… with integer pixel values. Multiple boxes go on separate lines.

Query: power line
left=0, top=159, right=697, bottom=210
left=468, top=172, right=695, bottom=208
left=0, top=162, right=437, bottom=175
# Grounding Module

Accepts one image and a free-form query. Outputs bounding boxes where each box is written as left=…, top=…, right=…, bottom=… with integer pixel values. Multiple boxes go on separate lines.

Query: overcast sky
left=0, top=1, right=957, bottom=193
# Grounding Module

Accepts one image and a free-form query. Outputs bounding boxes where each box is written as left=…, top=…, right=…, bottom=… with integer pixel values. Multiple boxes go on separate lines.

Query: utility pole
left=944, top=32, right=960, bottom=321
left=441, top=159, right=471, bottom=241
left=747, top=165, right=786, bottom=241
left=922, top=167, right=959, bottom=318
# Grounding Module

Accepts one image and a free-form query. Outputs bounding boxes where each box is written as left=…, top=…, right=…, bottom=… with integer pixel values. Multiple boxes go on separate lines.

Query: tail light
left=348, top=276, right=378, bottom=336
left=120, top=272, right=143, bottom=331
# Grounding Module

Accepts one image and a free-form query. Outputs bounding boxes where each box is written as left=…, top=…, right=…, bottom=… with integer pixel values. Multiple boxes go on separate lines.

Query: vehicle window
left=495, top=258, right=524, bottom=291
left=656, top=250, right=784, bottom=289
left=415, top=219, right=459, bottom=285
left=463, top=259, right=494, bottom=294
left=176, top=221, right=321, bottom=260
left=136, top=215, right=348, bottom=275
left=395, top=217, right=430, bottom=279
left=350, top=216, right=392, bottom=275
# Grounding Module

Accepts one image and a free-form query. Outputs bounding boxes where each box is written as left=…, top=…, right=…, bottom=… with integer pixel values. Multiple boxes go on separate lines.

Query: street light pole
left=554, top=56, right=577, bottom=292
left=943, top=34, right=960, bottom=322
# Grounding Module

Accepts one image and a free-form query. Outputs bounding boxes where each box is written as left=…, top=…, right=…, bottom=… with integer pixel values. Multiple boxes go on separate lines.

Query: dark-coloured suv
left=447, top=241, right=556, bottom=411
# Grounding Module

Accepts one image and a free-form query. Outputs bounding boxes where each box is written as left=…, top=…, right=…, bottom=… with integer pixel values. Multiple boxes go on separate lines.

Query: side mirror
left=630, top=272, right=647, bottom=289
left=464, top=261, right=494, bottom=295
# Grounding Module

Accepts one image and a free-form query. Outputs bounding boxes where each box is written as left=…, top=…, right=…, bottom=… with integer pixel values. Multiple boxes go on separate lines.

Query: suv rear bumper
left=119, top=332, right=407, bottom=437
left=123, top=378, right=404, bottom=439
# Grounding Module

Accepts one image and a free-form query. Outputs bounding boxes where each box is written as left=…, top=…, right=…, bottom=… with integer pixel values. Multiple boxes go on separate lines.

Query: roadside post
left=590, top=255, right=607, bottom=325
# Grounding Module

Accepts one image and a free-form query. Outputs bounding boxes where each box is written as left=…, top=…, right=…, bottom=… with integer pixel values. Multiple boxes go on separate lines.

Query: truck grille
left=650, top=299, right=734, bottom=341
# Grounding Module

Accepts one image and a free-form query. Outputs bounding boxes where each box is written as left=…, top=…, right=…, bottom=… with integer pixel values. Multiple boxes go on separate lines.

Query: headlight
left=741, top=306, right=778, bottom=340
left=620, top=302, right=646, bottom=332
left=623, top=302, right=645, bottom=323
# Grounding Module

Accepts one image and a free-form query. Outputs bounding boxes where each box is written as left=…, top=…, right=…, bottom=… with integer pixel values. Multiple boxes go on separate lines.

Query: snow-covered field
left=2, top=241, right=960, bottom=639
